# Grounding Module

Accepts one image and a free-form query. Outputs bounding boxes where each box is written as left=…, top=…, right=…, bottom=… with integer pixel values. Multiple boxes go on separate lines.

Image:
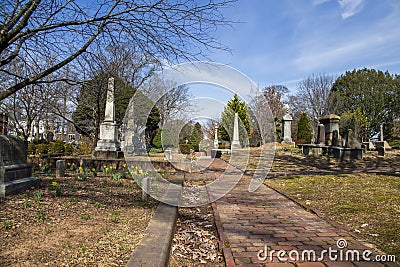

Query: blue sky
left=207, top=0, right=400, bottom=93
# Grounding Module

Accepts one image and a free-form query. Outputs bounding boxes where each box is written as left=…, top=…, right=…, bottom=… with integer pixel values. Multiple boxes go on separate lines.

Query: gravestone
left=317, top=124, right=325, bottom=145
left=231, top=113, right=240, bottom=149
left=281, top=104, right=294, bottom=145
left=46, top=132, right=54, bottom=142
left=345, top=129, right=361, bottom=148
left=93, top=77, right=124, bottom=159
left=56, top=160, right=65, bottom=178
left=319, top=114, right=340, bottom=146
left=199, top=138, right=213, bottom=156
left=164, top=149, right=172, bottom=161
left=377, top=146, right=385, bottom=156
left=0, top=135, right=39, bottom=197
left=332, top=130, right=339, bottom=146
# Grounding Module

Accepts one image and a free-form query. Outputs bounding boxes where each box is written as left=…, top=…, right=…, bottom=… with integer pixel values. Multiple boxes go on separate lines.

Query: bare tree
left=296, top=73, right=334, bottom=123
left=0, top=0, right=235, bottom=100
left=262, top=85, right=288, bottom=121
left=142, top=75, right=193, bottom=127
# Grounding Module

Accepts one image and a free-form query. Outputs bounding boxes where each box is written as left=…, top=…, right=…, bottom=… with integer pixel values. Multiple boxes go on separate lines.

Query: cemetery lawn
left=0, top=169, right=157, bottom=266
left=265, top=173, right=400, bottom=259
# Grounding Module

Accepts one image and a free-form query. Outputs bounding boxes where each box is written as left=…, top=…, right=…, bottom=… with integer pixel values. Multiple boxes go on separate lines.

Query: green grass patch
left=265, top=173, right=400, bottom=259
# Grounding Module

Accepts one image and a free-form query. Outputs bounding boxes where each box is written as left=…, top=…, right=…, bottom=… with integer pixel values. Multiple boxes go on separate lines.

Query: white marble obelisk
left=213, top=124, right=219, bottom=148
left=94, top=78, right=121, bottom=154
left=231, top=113, right=240, bottom=149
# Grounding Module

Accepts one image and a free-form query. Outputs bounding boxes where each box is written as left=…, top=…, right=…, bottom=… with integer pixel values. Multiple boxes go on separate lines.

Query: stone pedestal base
left=95, top=139, right=121, bottom=151
left=92, top=150, right=124, bottom=160
left=231, top=140, right=240, bottom=149
left=1, top=177, right=40, bottom=197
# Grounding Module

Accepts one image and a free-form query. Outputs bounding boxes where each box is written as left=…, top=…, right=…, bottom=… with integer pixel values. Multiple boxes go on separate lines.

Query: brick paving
left=196, top=158, right=399, bottom=267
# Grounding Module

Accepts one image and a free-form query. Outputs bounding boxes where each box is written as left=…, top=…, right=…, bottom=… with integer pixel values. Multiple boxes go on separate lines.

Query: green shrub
left=297, top=113, right=312, bottom=143
left=389, top=139, right=400, bottom=149
left=76, top=139, right=93, bottom=155
left=179, top=144, right=191, bottom=154
left=149, top=147, right=163, bottom=153
left=28, top=142, right=36, bottom=155
left=64, top=143, right=74, bottom=155
left=48, top=140, right=65, bottom=154
left=152, top=128, right=175, bottom=149
left=36, top=144, right=49, bottom=155
left=33, top=139, right=49, bottom=145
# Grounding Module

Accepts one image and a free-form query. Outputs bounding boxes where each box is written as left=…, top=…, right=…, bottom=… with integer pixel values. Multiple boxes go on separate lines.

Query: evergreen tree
left=152, top=128, right=175, bottom=149
left=188, top=122, right=203, bottom=151
left=219, top=94, right=251, bottom=146
left=297, top=113, right=312, bottom=143
left=329, top=68, right=399, bottom=140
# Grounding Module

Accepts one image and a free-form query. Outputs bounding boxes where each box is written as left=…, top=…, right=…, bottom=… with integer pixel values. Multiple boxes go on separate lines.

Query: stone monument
left=0, top=135, right=39, bottom=197
left=319, top=114, right=341, bottom=146
left=316, top=124, right=325, bottom=145
left=93, top=77, right=124, bottom=159
left=231, top=113, right=241, bottom=149
left=281, top=104, right=294, bottom=145
left=213, top=124, right=219, bottom=149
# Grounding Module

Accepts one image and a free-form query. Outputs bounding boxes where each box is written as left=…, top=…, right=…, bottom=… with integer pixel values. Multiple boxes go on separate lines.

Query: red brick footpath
left=198, top=158, right=399, bottom=267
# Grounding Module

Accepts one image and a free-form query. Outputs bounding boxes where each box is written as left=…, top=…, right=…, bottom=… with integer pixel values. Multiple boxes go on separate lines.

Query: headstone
left=231, top=113, right=240, bottom=149
left=332, top=130, right=339, bottom=147
left=93, top=77, right=124, bottom=159
left=213, top=124, right=219, bottom=149
left=46, top=132, right=54, bottom=142
left=317, top=124, right=325, bottom=145
left=319, top=114, right=340, bottom=146
left=377, top=146, right=385, bottom=156
left=56, top=160, right=65, bottom=178
left=0, top=135, right=39, bottom=197
left=281, top=104, right=294, bottom=145
left=164, top=149, right=172, bottom=161
left=199, top=138, right=213, bottom=156
left=345, top=129, right=361, bottom=148
left=141, top=177, right=151, bottom=201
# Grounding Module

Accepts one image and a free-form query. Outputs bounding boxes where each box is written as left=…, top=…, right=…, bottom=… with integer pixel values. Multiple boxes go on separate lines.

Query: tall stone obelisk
left=231, top=113, right=240, bottom=149
left=213, top=123, right=219, bottom=149
left=93, top=78, right=123, bottom=159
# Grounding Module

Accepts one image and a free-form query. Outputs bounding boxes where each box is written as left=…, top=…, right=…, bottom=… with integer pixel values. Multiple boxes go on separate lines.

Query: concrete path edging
left=126, top=174, right=183, bottom=267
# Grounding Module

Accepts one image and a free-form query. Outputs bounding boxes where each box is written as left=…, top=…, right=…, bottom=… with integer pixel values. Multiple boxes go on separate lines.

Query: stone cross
left=231, top=113, right=240, bottom=149
left=104, top=77, right=115, bottom=122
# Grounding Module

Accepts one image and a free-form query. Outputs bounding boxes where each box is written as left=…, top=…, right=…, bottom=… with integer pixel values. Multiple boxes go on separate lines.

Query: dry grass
left=0, top=169, right=157, bottom=266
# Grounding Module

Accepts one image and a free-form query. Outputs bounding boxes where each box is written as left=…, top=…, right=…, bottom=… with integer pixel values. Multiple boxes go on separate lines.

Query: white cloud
left=312, top=0, right=331, bottom=5
left=338, top=0, right=365, bottom=19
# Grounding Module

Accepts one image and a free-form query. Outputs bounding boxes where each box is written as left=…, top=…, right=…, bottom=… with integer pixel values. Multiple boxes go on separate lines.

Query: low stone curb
left=126, top=175, right=183, bottom=267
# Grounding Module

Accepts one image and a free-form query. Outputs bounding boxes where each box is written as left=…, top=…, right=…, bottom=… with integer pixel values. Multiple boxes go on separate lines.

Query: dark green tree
left=329, top=68, right=398, bottom=140
left=219, top=94, right=251, bottom=146
left=188, top=122, right=203, bottom=151
left=297, top=113, right=312, bottom=143
left=152, top=128, right=175, bottom=149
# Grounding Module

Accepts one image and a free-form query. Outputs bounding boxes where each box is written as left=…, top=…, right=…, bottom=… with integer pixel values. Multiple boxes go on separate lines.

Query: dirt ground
left=0, top=169, right=157, bottom=266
